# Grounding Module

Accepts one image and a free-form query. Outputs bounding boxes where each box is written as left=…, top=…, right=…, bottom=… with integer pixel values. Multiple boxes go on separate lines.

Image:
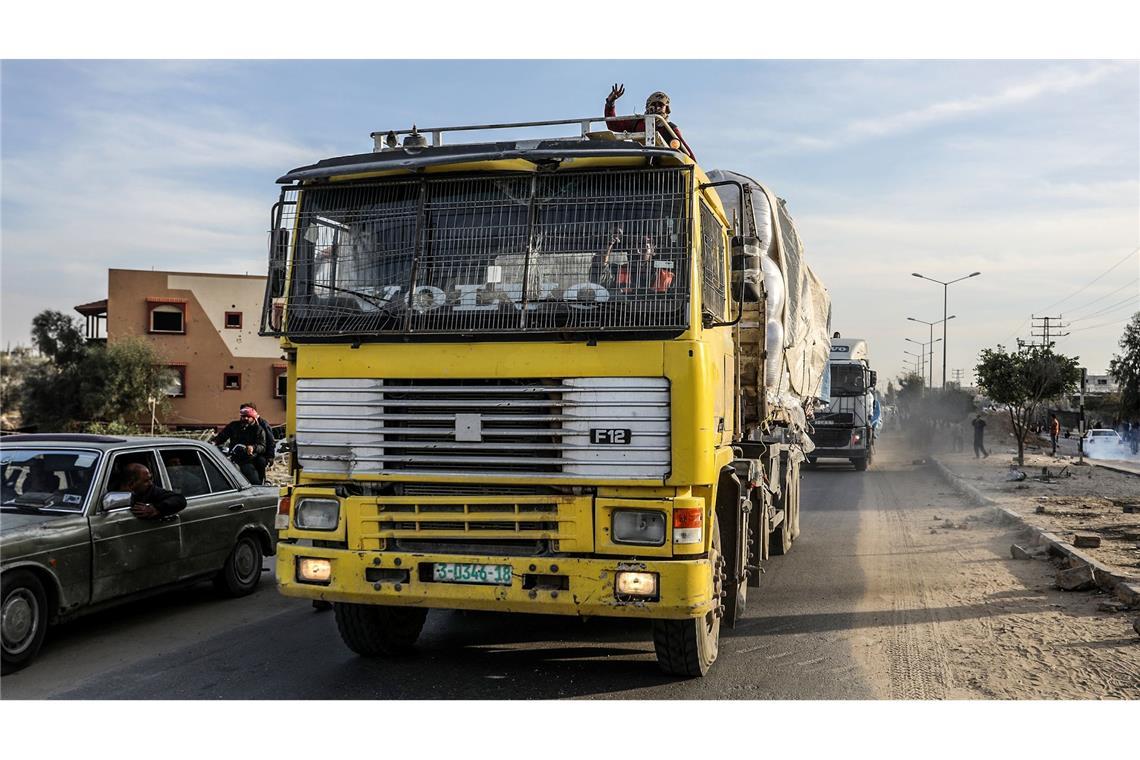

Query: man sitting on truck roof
left=604, top=84, right=696, bottom=160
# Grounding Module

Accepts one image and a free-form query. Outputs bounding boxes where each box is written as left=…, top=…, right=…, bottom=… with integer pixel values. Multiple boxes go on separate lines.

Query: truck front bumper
left=276, top=543, right=714, bottom=620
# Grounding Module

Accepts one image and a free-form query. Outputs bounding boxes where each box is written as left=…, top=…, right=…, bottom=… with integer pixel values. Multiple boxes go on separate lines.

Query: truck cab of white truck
left=808, top=338, right=879, bottom=471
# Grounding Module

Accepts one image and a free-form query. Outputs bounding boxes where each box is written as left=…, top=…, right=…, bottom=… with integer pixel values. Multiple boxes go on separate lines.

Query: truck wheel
left=335, top=603, right=428, bottom=656
left=652, top=517, right=722, bottom=677
left=853, top=457, right=869, bottom=472
left=2, top=570, right=49, bottom=675
left=214, top=534, right=263, bottom=597
left=769, top=505, right=792, bottom=556
left=789, top=459, right=802, bottom=541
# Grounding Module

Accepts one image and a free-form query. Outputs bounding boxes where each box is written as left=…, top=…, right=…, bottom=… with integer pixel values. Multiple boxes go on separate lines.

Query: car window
left=106, top=450, right=162, bottom=501
left=0, top=449, right=100, bottom=511
left=200, top=452, right=236, bottom=493
left=161, top=448, right=212, bottom=498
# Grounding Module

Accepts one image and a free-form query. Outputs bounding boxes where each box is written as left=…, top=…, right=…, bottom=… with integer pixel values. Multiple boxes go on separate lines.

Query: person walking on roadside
left=972, top=413, right=989, bottom=459
left=1049, top=413, right=1061, bottom=457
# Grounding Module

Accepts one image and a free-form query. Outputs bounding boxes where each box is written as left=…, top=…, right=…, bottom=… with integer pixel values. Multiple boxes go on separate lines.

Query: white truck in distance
left=808, top=338, right=879, bottom=471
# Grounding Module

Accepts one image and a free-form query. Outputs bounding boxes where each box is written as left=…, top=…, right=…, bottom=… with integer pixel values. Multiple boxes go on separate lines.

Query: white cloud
left=1, top=79, right=323, bottom=345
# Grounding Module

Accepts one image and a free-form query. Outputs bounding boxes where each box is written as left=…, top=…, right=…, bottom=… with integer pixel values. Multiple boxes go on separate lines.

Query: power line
left=1068, top=294, right=1140, bottom=323
left=1037, top=246, right=1139, bottom=313
left=1069, top=314, right=1136, bottom=333
left=1063, top=277, right=1140, bottom=316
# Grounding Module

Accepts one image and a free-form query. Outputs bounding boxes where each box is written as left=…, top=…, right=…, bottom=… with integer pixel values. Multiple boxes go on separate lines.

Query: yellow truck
left=260, top=116, right=831, bottom=675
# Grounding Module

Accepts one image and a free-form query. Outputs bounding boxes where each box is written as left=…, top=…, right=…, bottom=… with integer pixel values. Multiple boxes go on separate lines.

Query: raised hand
left=607, top=83, right=625, bottom=104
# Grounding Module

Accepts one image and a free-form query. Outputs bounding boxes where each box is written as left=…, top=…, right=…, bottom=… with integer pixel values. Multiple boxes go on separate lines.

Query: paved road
left=3, top=444, right=959, bottom=700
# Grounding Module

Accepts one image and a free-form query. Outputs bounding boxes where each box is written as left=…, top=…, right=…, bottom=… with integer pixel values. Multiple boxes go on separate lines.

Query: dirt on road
left=851, top=440, right=1140, bottom=699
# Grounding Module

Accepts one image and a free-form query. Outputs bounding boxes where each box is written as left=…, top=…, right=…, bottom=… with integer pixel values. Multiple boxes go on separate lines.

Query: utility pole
left=1078, top=368, right=1086, bottom=465
left=1030, top=315, right=1069, bottom=348
left=951, top=368, right=965, bottom=388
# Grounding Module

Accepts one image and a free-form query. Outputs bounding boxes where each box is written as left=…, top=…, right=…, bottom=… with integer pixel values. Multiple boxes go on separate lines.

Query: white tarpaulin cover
left=706, top=169, right=832, bottom=408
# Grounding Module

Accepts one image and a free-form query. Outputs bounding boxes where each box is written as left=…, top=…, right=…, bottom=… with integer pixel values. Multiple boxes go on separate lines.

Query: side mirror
left=869, top=371, right=878, bottom=389
left=102, top=491, right=133, bottom=512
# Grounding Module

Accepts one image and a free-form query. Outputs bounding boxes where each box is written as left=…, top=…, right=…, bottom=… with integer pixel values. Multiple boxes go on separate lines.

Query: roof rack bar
left=370, top=114, right=678, bottom=152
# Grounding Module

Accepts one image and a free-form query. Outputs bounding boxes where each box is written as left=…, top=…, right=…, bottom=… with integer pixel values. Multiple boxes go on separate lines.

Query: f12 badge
left=590, top=428, right=632, bottom=444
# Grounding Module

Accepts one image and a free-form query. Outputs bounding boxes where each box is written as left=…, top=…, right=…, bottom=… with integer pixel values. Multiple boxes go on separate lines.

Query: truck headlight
left=294, top=498, right=340, bottom=530
left=297, top=557, right=332, bottom=584
left=612, top=510, right=667, bottom=546
left=615, top=571, right=658, bottom=597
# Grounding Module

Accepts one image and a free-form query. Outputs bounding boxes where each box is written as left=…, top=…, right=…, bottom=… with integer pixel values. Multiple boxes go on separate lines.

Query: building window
left=223, top=372, right=242, bottom=391
left=149, top=303, right=185, bottom=333
left=224, top=311, right=242, bottom=329
left=165, top=365, right=186, bottom=397
left=275, top=371, right=288, bottom=398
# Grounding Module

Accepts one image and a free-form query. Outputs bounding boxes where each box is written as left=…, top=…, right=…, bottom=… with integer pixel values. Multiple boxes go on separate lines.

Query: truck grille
left=296, top=377, right=670, bottom=481
left=812, top=428, right=852, bottom=448
left=354, top=495, right=592, bottom=553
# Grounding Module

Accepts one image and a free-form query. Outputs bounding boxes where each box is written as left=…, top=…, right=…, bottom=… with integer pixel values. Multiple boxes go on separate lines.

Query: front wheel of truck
left=334, top=603, right=428, bottom=656
left=652, top=518, right=722, bottom=677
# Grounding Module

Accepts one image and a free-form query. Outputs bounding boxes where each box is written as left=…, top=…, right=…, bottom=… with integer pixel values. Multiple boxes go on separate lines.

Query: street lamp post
left=908, top=315, right=956, bottom=389
left=905, top=337, right=942, bottom=389
left=912, top=271, right=981, bottom=389
left=903, top=348, right=924, bottom=380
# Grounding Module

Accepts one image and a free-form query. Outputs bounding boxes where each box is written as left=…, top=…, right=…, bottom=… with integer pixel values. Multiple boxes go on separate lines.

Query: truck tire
left=853, top=457, right=869, bottom=472
left=769, top=506, right=792, bottom=555
left=652, top=517, right=722, bottom=677
left=789, top=458, right=802, bottom=541
left=334, top=603, right=428, bottom=656
left=2, top=570, right=49, bottom=675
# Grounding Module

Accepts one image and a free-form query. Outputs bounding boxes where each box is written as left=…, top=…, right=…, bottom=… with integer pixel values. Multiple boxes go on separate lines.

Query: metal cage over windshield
left=260, top=167, right=693, bottom=339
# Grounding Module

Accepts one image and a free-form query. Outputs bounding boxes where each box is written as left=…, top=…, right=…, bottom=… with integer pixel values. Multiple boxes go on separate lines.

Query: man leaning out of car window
left=123, top=463, right=187, bottom=520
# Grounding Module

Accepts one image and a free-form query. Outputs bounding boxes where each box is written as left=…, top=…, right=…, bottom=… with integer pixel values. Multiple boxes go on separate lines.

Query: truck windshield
left=267, top=167, right=692, bottom=338
left=830, top=364, right=866, bottom=396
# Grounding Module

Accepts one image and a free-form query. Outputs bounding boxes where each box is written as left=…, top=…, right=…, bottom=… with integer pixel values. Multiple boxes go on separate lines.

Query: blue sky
left=2, top=59, right=1137, bottom=383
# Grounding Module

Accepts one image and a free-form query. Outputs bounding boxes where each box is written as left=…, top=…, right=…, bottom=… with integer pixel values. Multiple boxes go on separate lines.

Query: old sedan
left=1, top=434, right=279, bottom=674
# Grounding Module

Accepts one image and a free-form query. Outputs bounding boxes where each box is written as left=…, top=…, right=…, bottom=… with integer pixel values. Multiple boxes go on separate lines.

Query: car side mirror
left=102, top=491, right=133, bottom=511
left=869, top=371, right=878, bottom=389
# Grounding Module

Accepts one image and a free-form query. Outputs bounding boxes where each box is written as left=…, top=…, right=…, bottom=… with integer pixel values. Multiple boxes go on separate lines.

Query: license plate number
left=432, top=563, right=512, bottom=585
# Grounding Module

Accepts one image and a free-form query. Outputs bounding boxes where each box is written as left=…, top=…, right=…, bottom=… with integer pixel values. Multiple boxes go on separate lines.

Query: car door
left=89, top=449, right=183, bottom=603
left=159, top=445, right=246, bottom=580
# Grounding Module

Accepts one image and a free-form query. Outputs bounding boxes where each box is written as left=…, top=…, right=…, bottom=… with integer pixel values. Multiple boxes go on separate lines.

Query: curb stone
left=928, top=457, right=1140, bottom=608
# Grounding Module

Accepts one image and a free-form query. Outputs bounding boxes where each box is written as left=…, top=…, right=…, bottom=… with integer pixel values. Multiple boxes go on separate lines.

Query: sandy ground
left=938, top=449, right=1140, bottom=579
left=851, top=440, right=1140, bottom=699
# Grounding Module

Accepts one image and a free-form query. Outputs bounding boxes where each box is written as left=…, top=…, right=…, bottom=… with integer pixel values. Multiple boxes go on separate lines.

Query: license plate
left=432, top=563, right=512, bottom=585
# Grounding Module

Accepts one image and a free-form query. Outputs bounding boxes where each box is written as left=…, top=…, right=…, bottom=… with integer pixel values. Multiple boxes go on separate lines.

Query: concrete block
left=1116, top=583, right=1140, bottom=607
left=1010, top=544, right=1036, bottom=560
left=1056, top=564, right=1096, bottom=591
left=1073, top=534, right=1101, bottom=548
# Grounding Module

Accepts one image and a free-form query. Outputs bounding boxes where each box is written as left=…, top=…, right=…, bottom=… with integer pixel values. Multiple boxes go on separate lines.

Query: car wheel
left=215, top=534, right=263, bottom=597
left=2, top=570, right=49, bottom=675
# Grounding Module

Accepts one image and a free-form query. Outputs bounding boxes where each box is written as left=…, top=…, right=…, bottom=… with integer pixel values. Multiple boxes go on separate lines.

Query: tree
left=975, top=344, right=1081, bottom=465
left=31, top=310, right=88, bottom=365
left=0, top=346, right=45, bottom=430
left=1108, top=311, right=1140, bottom=419
left=19, top=310, right=173, bottom=431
